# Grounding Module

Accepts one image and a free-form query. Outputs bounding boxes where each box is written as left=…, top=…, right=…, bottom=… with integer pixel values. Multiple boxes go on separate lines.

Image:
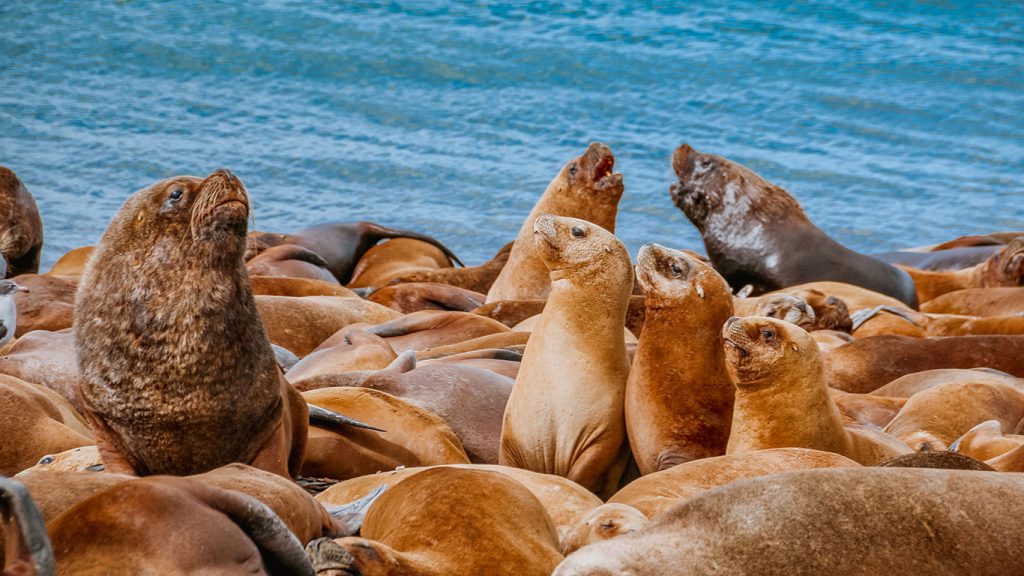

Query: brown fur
left=250, top=275, right=358, bottom=298
left=255, top=295, right=400, bottom=357
left=825, top=334, right=1024, bottom=393
left=368, top=282, right=485, bottom=313
left=852, top=307, right=1024, bottom=338
left=723, top=317, right=910, bottom=465
left=348, top=238, right=453, bottom=289
left=0, top=167, right=43, bottom=277
left=626, top=244, right=735, bottom=474
left=899, top=237, right=1024, bottom=302
left=0, top=375, right=92, bottom=476
left=477, top=295, right=648, bottom=337
left=922, top=286, right=1024, bottom=316
left=10, top=274, right=76, bottom=336
left=388, top=241, right=512, bottom=293
left=770, top=281, right=909, bottom=313
left=556, top=468, right=1024, bottom=575
left=46, top=246, right=94, bottom=278
left=285, top=330, right=398, bottom=384
left=418, top=348, right=521, bottom=380
left=245, top=243, right=339, bottom=284
left=869, top=367, right=1023, bottom=398
left=74, top=171, right=306, bottom=478
left=608, top=448, right=859, bottom=519
left=733, top=293, right=816, bottom=330
left=829, top=389, right=907, bottom=428
left=500, top=215, right=633, bottom=497
left=877, top=451, right=994, bottom=471
left=0, top=330, right=84, bottom=412
left=301, top=387, right=469, bottom=480
left=560, top=504, right=648, bottom=555
left=415, top=331, right=530, bottom=359
left=487, top=143, right=624, bottom=302
left=344, top=310, right=510, bottom=353
left=307, top=467, right=562, bottom=576
left=951, top=420, right=1024, bottom=461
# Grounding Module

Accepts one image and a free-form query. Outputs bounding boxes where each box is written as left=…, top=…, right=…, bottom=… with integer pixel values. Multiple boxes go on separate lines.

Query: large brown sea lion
left=487, top=142, right=624, bottom=302
left=74, top=170, right=307, bottom=478
left=669, top=144, right=918, bottom=307
left=246, top=221, right=461, bottom=284
left=0, top=167, right=44, bottom=277
left=625, top=244, right=734, bottom=474
left=555, top=468, right=1024, bottom=576
left=723, top=316, right=910, bottom=465
left=306, top=467, right=563, bottom=576
left=500, top=215, right=633, bottom=497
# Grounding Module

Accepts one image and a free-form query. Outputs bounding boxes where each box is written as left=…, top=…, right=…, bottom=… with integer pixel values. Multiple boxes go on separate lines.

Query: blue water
left=2, top=1, right=1022, bottom=270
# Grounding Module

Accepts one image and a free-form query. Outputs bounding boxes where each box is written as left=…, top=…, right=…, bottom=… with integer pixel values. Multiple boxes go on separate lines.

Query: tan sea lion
left=626, top=244, right=734, bottom=474
left=46, top=246, right=94, bottom=278
left=950, top=420, right=1024, bottom=461
left=255, top=295, right=400, bottom=357
left=301, top=386, right=469, bottom=479
left=829, top=388, right=907, bottom=428
left=367, top=282, right=485, bottom=314
left=559, top=503, right=649, bottom=555
left=898, top=237, right=1024, bottom=303
left=0, top=167, right=44, bottom=277
left=245, top=243, right=339, bottom=284
left=347, top=238, right=453, bottom=289
left=47, top=475, right=314, bottom=575
left=0, top=375, right=92, bottom=476
left=341, top=310, right=510, bottom=353
left=723, top=316, right=910, bottom=465
left=316, top=463, right=602, bottom=550
left=555, top=468, right=1024, bottom=576
left=851, top=305, right=1024, bottom=338
left=0, top=329, right=83, bottom=411
left=825, top=334, right=1024, bottom=393
left=75, top=170, right=307, bottom=477
left=10, top=274, right=75, bottom=337
left=607, top=448, right=860, bottom=519
left=388, top=241, right=513, bottom=293
left=870, top=367, right=1023, bottom=398
left=21, top=446, right=102, bottom=473
left=921, top=286, right=1024, bottom=316
left=246, top=221, right=462, bottom=284
left=250, top=275, right=358, bottom=298
left=882, top=379, right=1024, bottom=451
left=487, top=142, right=624, bottom=303
left=285, top=330, right=398, bottom=384
left=306, top=467, right=562, bottom=576
left=500, top=215, right=633, bottom=497
left=732, top=292, right=815, bottom=330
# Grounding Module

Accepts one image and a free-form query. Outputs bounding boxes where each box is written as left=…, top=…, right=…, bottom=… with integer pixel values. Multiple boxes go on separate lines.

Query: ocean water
left=1, top=1, right=1022, bottom=270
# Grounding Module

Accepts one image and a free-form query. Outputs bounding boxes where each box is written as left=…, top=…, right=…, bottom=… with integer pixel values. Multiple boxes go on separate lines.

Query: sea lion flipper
left=0, top=476, right=56, bottom=576
left=324, top=484, right=388, bottom=537
left=306, top=537, right=358, bottom=573
left=307, top=404, right=386, bottom=433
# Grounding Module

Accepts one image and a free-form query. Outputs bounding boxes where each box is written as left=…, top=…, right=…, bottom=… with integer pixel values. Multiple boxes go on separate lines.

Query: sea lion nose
left=725, top=316, right=741, bottom=330
left=210, top=168, right=237, bottom=183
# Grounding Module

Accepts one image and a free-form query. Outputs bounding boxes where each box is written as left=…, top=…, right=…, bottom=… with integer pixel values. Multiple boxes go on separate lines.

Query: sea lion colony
left=1, top=143, right=1023, bottom=575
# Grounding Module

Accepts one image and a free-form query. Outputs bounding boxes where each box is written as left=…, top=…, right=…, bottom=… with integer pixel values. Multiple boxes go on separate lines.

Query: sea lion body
left=75, top=171, right=306, bottom=477
left=388, top=241, right=512, bottom=293
left=245, top=243, right=339, bottom=284
left=367, top=282, right=485, bottom=314
left=669, top=144, right=918, bottom=307
left=487, top=142, right=624, bottom=302
left=625, top=244, right=735, bottom=474
left=347, top=238, right=453, bottom=289
left=0, top=167, right=44, bottom=277
left=922, top=286, right=1024, bottom=316
left=500, top=215, right=633, bottom=496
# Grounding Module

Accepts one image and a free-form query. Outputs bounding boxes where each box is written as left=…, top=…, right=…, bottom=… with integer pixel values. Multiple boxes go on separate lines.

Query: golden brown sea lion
left=347, top=238, right=453, bottom=289
left=950, top=420, right=1024, bottom=461
left=75, top=170, right=307, bottom=478
left=850, top=305, right=1024, bottom=338
left=388, top=241, right=512, bottom=293
left=869, top=367, right=1023, bottom=398
left=340, top=310, right=509, bottom=353
left=0, top=329, right=83, bottom=411
left=898, top=237, right=1024, bottom=303
left=555, top=468, right=1024, bottom=575
left=921, top=286, right=1024, bottom=316
left=500, top=215, right=633, bottom=497
left=607, top=448, right=859, bottom=519
left=723, top=316, right=910, bottom=465
left=9, top=274, right=75, bottom=337
left=245, top=243, right=339, bottom=284
left=285, top=330, right=398, bottom=384
left=255, top=295, right=400, bottom=357
left=46, top=246, right=94, bottom=278
left=825, top=334, right=1024, bottom=393
left=0, top=375, right=92, bottom=476
left=249, top=276, right=358, bottom=298
left=767, top=280, right=909, bottom=313
left=367, top=282, right=485, bottom=314
left=0, top=167, right=43, bottom=277
left=306, top=467, right=562, bottom=576
left=487, top=142, right=624, bottom=302
left=625, top=244, right=734, bottom=474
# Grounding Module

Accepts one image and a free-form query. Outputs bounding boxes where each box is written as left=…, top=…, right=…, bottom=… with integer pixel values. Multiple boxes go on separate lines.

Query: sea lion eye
left=39, top=455, right=54, bottom=465
left=569, top=163, right=578, bottom=176
left=571, top=226, right=585, bottom=238
left=168, top=188, right=184, bottom=202
left=762, top=328, right=775, bottom=340
left=670, top=263, right=682, bottom=276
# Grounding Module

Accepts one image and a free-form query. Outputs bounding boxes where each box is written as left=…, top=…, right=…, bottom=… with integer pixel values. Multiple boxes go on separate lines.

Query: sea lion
left=950, top=420, right=1024, bottom=461
left=607, top=448, right=859, bottom=519
left=870, top=367, right=1024, bottom=398
left=0, top=329, right=83, bottom=411
left=0, top=167, right=43, bottom=277
left=554, top=468, right=1024, bottom=576
left=792, top=289, right=853, bottom=331
left=625, top=244, right=734, bottom=474
left=250, top=276, right=358, bottom=298
left=75, top=170, right=307, bottom=477
left=500, top=215, right=633, bottom=496
left=347, top=238, right=453, bottom=289
left=388, top=241, right=513, bottom=293
left=245, top=243, right=339, bottom=284
left=0, top=476, right=54, bottom=575
left=825, top=334, right=1024, bottom=393
left=0, top=375, right=92, bottom=475
left=285, top=330, right=398, bottom=384
left=487, top=142, right=624, bottom=303
left=733, top=292, right=815, bottom=330
left=246, top=221, right=461, bottom=284
left=882, top=380, right=1024, bottom=451
left=46, top=246, right=94, bottom=278
left=669, top=144, right=918, bottom=307
left=9, top=274, right=75, bottom=337
left=306, top=467, right=563, bottom=576
left=921, top=286, right=1024, bottom=316
left=338, top=310, right=509, bottom=353
left=851, top=305, right=1024, bottom=338
left=874, top=245, right=1003, bottom=270
left=301, top=387, right=470, bottom=480
left=985, top=442, right=1024, bottom=472
left=766, top=280, right=909, bottom=313
left=316, top=463, right=603, bottom=550
left=47, top=475, right=314, bottom=575
left=21, top=446, right=102, bottom=473
left=898, top=237, right=1024, bottom=302
left=368, top=282, right=485, bottom=314
left=255, top=295, right=400, bottom=357
left=723, top=316, right=910, bottom=465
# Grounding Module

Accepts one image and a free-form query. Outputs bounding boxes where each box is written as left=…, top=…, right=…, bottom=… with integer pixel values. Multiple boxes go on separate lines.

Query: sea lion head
left=991, top=236, right=1024, bottom=286
left=550, top=142, right=624, bottom=202
left=560, top=503, right=649, bottom=555
left=669, top=143, right=807, bottom=233
left=634, top=243, right=730, bottom=308
left=533, top=214, right=631, bottom=283
left=722, top=316, right=816, bottom=387
left=751, top=293, right=816, bottom=330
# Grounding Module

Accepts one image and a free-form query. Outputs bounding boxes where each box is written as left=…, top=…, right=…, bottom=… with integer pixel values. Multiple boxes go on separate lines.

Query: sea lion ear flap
left=790, top=342, right=799, bottom=352
left=604, top=244, right=612, bottom=254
